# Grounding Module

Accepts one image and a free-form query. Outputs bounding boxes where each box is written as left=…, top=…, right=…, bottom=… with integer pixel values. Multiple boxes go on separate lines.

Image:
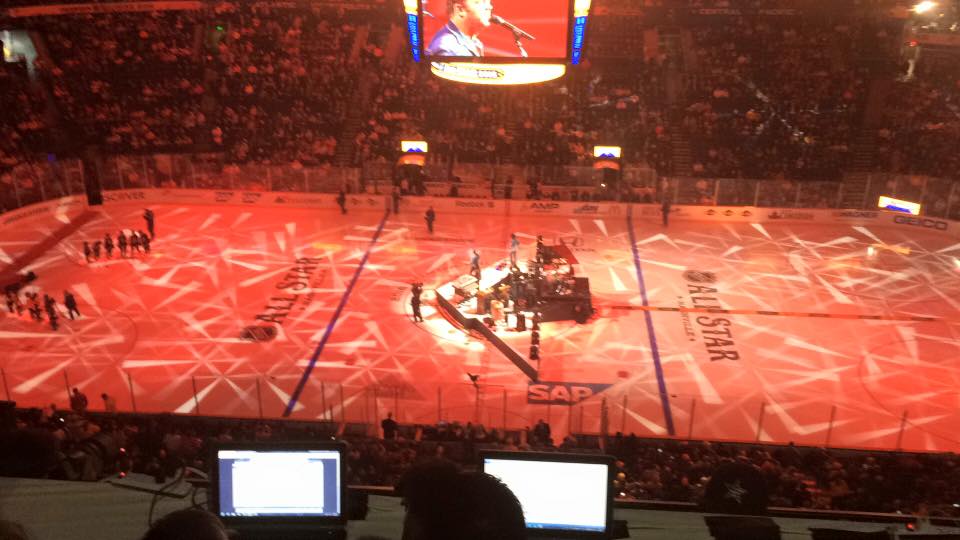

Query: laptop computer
left=210, top=441, right=347, bottom=540
left=480, top=450, right=615, bottom=539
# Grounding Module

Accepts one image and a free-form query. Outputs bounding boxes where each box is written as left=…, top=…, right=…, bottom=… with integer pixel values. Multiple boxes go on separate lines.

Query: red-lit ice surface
left=631, top=220, right=960, bottom=452
left=2, top=204, right=959, bottom=452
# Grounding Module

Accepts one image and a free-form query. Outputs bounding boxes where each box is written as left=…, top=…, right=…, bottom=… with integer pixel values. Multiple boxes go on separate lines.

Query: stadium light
left=912, top=1, right=938, bottom=14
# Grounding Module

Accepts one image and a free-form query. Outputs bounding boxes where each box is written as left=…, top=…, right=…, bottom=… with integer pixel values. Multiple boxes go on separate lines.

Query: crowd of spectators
left=3, top=403, right=959, bottom=518
left=680, top=17, right=896, bottom=181
left=38, top=11, right=209, bottom=153
left=607, top=434, right=960, bottom=516
left=1, top=2, right=955, bottom=197
left=354, top=57, right=672, bottom=183
left=874, top=53, right=960, bottom=181
left=20, top=3, right=381, bottom=167
left=207, top=3, right=368, bottom=167
left=0, top=60, right=52, bottom=211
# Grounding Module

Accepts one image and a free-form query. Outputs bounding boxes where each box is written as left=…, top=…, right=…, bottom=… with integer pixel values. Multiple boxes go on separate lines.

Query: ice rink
left=3, top=201, right=959, bottom=452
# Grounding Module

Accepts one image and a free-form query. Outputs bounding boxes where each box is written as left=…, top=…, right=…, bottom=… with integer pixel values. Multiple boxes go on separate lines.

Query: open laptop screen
left=482, top=452, right=612, bottom=535
left=215, top=447, right=342, bottom=519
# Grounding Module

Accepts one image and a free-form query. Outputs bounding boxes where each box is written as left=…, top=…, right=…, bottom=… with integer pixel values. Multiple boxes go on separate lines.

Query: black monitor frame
left=209, top=440, right=348, bottom=530
left=479, top=450, right=615, bottom=539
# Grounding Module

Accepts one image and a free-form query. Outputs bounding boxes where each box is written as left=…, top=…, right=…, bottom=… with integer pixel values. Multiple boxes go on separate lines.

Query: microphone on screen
left=491, top=15, right=536, bottom=40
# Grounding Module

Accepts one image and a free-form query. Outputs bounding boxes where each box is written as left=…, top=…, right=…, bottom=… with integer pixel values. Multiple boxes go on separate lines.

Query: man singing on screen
left=426, top=0, right=492, bottom=57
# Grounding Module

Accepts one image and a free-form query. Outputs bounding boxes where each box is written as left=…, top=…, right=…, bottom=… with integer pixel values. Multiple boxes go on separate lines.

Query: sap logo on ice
left=527, top=382, right=612, bottom=404
left=214, top=191, right=234, bottom=203
left=893, top=215, right=948, bottom=231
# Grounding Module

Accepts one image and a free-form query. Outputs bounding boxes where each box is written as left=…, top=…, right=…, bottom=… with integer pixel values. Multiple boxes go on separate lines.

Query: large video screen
left=421, top=0, right=570, bottom=61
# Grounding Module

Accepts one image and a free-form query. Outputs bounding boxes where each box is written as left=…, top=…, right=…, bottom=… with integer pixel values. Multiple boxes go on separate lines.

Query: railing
left=3, top=154, right=957, bottom=219
left=2, top=366, right=955, bottom=453
left=0, top=159, right=86, bottom=211
left=95, top=154, right=361, bottom=194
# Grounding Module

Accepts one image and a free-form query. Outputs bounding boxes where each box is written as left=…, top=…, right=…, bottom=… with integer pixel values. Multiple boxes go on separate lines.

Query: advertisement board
left=509, top=200, right=623, bottom=217
left=102, top=189, right=359, bottom=210
left=91, top=189, right=960, bottom=238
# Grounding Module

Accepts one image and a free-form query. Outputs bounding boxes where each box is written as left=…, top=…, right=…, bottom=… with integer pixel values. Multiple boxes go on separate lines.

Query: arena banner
left=886, top=212, right=951, bottom=234
left=346, top=194, right=388, bottom=212
left=103, top=188, right=352, bottom=210
left=451, top=185, right=490, bottom=199
left=633, top=204, right=886, bottom=226
left=7, top=1, right=203, bottom=17
left=103, top=189, right=153, bottom=204
left=404, top=196, right=506, bottom=215
left=0, top=196, right=87, bottom=230
left=829, top=209, right=881, bottom=221
left=95, top=189, right=960, bottom=236
left=508, top=200, right=624, bottom=217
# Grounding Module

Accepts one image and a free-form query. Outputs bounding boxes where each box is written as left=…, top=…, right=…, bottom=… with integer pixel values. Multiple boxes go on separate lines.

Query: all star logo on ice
left=683, top=271, right=740, bottom=362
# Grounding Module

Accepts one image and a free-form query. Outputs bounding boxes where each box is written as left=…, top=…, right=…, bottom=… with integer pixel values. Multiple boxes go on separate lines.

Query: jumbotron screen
left=419, top=0, right=572, bottom=61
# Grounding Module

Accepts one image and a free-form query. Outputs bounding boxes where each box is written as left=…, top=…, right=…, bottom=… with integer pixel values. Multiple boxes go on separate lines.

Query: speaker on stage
left=704, top=516, right=780, bottom=540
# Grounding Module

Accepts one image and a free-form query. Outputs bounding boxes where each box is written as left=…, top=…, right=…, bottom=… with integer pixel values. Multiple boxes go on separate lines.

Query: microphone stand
left=511, top=28, right=529, bottom=58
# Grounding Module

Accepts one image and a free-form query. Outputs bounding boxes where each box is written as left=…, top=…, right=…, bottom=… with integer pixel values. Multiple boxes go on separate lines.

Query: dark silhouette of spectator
left=141, top=509, right=229, bottom=540
left=63, top=291, right=80, bottom=320
left=392, top=186, right=401, bottom=214
left=411, top=283, right=424, bottom=322
left=143, top=209, right=155, bottom=239
left=43, top=295, right=59, bottom=331
left=101, top=393, right=117, bottom=413
left=381, top=412, right=398, bottom=440
left=103, top=234, right=114, bottom=258
left=470, top=249, right=481, bottom=280
left=69, top=388, right=88, bottom=413
left=26, top=293, right=42, bottom=322
left=533, top=419, right=551, bottom=446
left=117, top=231, right=128, bottom=257
left=424, top=206, right=435, bottom=234
left=396, top=460, right=526, bottom=540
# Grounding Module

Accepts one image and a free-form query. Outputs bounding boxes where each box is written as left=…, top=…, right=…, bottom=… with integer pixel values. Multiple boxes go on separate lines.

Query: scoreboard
left=401, top=0, right=592, bottom=85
